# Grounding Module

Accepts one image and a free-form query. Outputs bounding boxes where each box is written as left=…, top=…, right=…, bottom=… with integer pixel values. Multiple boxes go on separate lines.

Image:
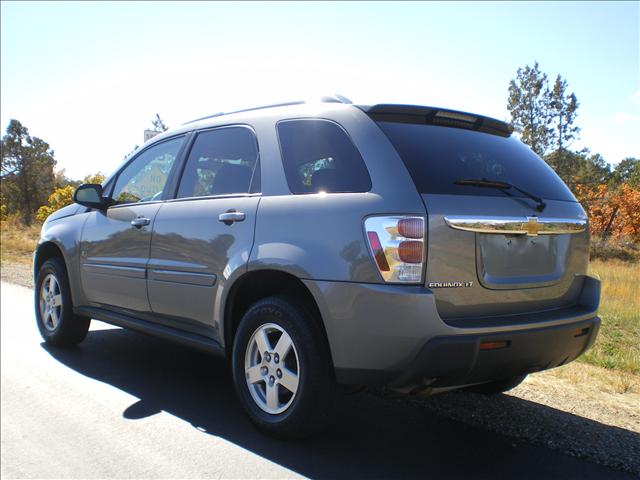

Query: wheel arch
left=33, top=240, right=79, bottom=305
left=34, top=241, right=67, bottom=279
left=223, top=269, right=334, bottom=368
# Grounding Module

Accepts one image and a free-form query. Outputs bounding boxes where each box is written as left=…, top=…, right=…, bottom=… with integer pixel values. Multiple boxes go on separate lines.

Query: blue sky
left=1, top=1, right=638, bottom=180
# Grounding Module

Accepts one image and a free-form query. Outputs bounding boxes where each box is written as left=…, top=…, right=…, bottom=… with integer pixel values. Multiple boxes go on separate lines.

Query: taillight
left=364, top=216, right=425, bottom=283
left=367, top=231, right=390, bottom=272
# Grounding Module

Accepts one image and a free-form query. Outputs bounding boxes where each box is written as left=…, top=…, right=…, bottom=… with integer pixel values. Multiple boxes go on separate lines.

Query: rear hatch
left=369, top=106, right=590, bottom=320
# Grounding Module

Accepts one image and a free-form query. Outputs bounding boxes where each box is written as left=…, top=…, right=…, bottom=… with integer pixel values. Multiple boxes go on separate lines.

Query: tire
left=35, top=258, right=91, bottom=346
left=232, top=296, right=334, bottom=439
left=466, top=374, right=527, bottom=395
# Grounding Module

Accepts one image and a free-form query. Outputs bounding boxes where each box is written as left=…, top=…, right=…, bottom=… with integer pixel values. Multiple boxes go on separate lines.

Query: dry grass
left=543, top=361, right=639, bottom=395
left=0, top=218, right=40, bottom=265
left=590, top=236, right=640, bottom=262
left=517, top=362, right=640, bottom=433
left=582, top=260, right=640, bottom=375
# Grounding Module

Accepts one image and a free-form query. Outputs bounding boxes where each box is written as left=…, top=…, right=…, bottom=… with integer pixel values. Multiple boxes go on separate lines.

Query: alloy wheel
left=244, top=323, right=300, bottom=414
left=39, top=273, right=62, bottom=332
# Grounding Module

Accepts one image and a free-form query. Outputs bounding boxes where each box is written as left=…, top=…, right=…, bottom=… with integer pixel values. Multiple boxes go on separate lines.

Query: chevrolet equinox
left=34, top=99, right=601, bottom=437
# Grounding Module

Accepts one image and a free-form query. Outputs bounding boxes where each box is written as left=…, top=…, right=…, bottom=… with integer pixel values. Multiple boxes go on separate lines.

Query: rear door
left=374, top=118, right=589, bottom=319
left=80, top=136, right=186, bottom=313
left=147, top=126, right=260, bottom=338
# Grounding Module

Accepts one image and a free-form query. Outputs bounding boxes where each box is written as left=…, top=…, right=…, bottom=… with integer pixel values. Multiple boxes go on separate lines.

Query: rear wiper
left=454, top=178, right=546, bottom=212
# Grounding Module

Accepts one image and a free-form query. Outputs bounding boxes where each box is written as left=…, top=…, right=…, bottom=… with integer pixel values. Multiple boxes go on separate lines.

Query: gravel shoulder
left=3, top=260, right=639, bottom=475
left=379, top=366, right=639, bottom=475
left=0, top=261, right=32, bottom=289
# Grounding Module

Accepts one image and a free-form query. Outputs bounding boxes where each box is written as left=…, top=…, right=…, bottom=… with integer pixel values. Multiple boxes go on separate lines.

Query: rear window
left=377, top=122, right=575, bottom=202
left=277, top=119, right=371, bottom=194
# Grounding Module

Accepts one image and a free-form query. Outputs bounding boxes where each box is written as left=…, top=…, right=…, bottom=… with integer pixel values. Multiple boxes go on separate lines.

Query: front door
left=80, top=136, right=185, bottom=314
left=147, top=126, right=261, bottom=339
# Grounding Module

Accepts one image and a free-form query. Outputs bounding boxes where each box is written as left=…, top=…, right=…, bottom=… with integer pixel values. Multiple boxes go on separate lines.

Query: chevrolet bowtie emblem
left=524, top=217, right=543, bottom=236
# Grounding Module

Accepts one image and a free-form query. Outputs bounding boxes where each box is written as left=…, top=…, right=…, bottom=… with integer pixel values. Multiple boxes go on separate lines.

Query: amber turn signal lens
left=398, top=241, right=423, bottom=263
left=479, top=340, right=509, bottom=351
left=397, top=218, right=424, bottom=239
left=573, top=327, right=589, bottom=338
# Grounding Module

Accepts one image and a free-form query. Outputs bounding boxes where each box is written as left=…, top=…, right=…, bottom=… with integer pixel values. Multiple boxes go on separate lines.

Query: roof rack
left=183, top=94, right=353, bottom=125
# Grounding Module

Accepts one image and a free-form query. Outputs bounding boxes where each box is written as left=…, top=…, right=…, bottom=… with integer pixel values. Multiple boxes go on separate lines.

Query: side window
left=177, top=127, right=259, bottom=198
left=277, top=119, right=371, bottom=194
left=111, top=137, right=184, bottom=204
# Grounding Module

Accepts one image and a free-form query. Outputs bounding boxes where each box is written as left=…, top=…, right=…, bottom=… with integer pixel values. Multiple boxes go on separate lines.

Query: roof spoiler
left=360, top=104, right=514, bottom=137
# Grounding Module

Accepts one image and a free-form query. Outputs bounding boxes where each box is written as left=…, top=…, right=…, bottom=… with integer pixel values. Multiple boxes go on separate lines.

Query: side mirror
left=74, top=184, right=107, bottom=210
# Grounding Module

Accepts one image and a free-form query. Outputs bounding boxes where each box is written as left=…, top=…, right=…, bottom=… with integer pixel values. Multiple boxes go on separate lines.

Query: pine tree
left=549, top=75, right=580, bottom=151
left=0, top=119, right=56, bottom=224
left=507, top=62, right=553, bottom=156
left=151, top=114, right=168, bottom=132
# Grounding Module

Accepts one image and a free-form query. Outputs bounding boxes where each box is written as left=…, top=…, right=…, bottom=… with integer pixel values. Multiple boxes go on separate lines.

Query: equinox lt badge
left=428, top=281, right=474, bottom=288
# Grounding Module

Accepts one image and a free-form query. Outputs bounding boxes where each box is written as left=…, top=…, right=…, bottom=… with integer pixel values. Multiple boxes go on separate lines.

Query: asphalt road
left=0, top=281, right=633, bottom=479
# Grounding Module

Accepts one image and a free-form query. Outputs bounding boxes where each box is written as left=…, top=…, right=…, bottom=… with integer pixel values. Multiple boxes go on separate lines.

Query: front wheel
left=35, top=258, right=91, bottom=346
left=231, top=296, right=334, bottom=438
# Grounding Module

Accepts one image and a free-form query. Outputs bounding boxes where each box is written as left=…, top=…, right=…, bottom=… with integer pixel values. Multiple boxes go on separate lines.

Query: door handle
left=131, top=217, right=151, bottom=228
left=218, top=210, right=246, bottom=225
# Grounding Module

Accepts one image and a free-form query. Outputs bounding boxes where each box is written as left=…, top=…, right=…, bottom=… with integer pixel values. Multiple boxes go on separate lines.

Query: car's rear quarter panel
left=247, top=104, right=427, bottom=283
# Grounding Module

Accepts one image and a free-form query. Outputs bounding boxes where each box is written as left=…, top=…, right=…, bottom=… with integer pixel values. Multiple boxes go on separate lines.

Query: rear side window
left=277, top=119, right=371, bottom=194
left=377, top=122, right=575, bottom=202
left=177, top=126, right=259, bottom=198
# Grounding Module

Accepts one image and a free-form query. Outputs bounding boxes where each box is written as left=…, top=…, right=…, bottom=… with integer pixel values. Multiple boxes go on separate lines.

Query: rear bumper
left=388, top=317, right=599, bottom=388
left=302, top=275, right=601, bottom=387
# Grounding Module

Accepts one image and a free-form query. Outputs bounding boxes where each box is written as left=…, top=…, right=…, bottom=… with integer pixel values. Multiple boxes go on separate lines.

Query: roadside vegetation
left=584, top=260, right=640, bottom=375
left=0, top=216, right=39, bottom=265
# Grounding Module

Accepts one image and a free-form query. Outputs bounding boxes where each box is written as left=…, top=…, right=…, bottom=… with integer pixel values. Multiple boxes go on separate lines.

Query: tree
left=507, top=62, right=553, bottom=156
left=549, top=75, right=580, bottom=151
left=151, top=114, right=168, bottom=132
left=35, top=185, right=75, bottom=222
left=83, top=172, right=106, bottom=185
left=53, top=168, right=80, bottom=189
left=574, top=183, right=640, bottom=242
left=544, top=148, right=584, bottom=188
left=545, top=148, right=611, bottom=189
left=0, top=119, right=56, bottom=224
left=35, top=171, right=106, bottom=222
left=580, top=153, right=611, bottom=186
left=611, top=157, right=639, bottom=188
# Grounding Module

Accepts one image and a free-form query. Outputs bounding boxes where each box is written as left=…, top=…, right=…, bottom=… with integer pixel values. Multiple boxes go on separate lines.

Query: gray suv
left=34, top=99, right=600, bottom=437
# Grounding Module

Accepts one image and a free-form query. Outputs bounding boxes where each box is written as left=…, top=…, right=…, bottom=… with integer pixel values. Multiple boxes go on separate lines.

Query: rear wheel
left=467, top=374, right=527, bottom=395
left=232, top=296, right=334, bottom=438
left=35, top=258, right=90, bottom=346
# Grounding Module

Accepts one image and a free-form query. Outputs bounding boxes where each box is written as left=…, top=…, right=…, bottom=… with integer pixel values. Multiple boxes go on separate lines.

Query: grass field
left=585, top=260, right=639, bottom=374
left=1, top=220, right=638, bottom=376
left=0, top=219, right=39, bottom=265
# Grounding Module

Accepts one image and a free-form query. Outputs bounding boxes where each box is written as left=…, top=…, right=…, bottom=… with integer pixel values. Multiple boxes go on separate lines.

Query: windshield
left=376, top=122, right=576, bottom=202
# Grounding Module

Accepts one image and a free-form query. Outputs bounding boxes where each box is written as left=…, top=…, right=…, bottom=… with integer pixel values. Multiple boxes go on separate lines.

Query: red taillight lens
left=367, top=231, right=390, bottom=271
left=398, top=241, right=423, bottom=263
left=365, top=215, right=425, bottom=283
left=398, top=218, right=424, bottom=239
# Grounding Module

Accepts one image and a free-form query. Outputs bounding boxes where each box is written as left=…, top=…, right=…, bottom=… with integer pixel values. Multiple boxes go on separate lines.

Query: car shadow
left=42, top=326, right=636, bottom=479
